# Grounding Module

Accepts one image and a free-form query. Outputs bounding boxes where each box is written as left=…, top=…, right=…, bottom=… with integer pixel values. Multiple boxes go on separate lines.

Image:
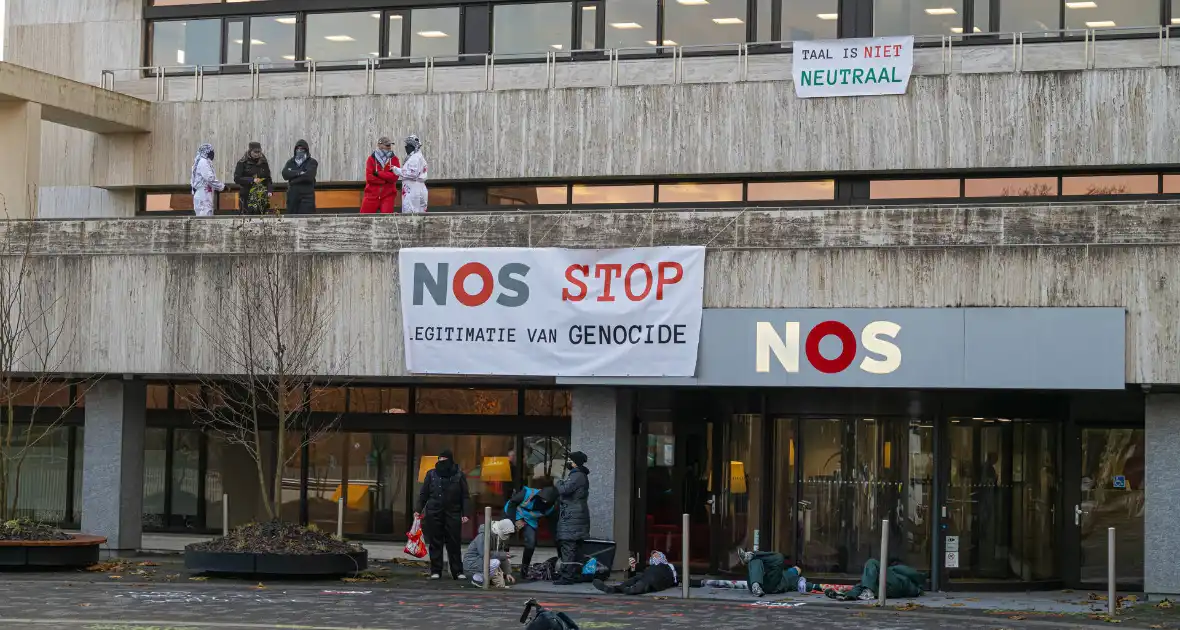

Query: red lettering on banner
left=452, top=262, right=494, bottom=307
left=595, top=264, right=624, bottom=302
left=624, top=263, right=654, bottom=301
left=562, top=264, right=589, bottom=302
left=804, top=320, right=857, bottom=374
left=656, top=262, right=684, bottom=300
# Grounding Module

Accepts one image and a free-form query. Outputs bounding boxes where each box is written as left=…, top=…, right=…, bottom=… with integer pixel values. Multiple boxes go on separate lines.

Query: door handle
left=707, top=494, right=716, bottom=515
left=1074, top=504, right=1083, bottom=526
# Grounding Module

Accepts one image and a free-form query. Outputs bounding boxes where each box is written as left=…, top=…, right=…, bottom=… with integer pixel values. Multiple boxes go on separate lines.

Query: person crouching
left=465, top=519, right=517, bottom=588
left=592, top=551, right=677, bottom=595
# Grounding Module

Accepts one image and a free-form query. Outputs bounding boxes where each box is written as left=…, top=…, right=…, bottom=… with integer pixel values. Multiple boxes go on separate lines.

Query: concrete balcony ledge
left=4, top=202, right=1179, bottom=256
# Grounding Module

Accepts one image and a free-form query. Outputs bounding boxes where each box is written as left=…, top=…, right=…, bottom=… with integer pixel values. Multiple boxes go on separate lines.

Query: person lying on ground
left=827, top=558, right=926, bottom=601
left=592, top=551, right=678, bottom=595
left=736, top=548, right=808, bottom=597
left=464, top=519, right=517, bottom=587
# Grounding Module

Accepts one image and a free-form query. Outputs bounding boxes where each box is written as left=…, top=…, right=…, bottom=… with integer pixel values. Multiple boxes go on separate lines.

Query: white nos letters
left=755, top=320, right=902, bottom=375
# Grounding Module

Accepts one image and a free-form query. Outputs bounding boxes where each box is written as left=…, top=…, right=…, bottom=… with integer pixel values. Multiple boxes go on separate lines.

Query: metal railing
left=100, top=25, right=1180, bottom=102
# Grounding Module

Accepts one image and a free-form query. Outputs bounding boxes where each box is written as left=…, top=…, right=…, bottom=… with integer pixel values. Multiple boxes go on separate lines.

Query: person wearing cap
left=391, top=134, right=428, bottom=214
left=360, top=136, right=400, bottom=214
left=233, top=141, right=273, bottom=215
left=415, top=449, right=470, bottom=580
left=553, top=451, right=590, bottom=585
left=463, top=518, right=517, bottom=588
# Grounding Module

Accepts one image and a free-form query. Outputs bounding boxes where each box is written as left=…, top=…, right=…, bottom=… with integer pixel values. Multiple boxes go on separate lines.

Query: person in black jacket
left=233, top=141, right=273, bottom=215
left=592, top=551, right=677, bottom=595
left=553, top=451, right=590, bottom=585
left=280, top=139, right=318, bottom=214
left=415, top=449, right=470, bottom=580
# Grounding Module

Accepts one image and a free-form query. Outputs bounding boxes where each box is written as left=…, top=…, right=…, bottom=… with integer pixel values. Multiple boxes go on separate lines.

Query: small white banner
left=793, top=36, right=915, bottom=98
left=399, top=247, right=705, bottom=377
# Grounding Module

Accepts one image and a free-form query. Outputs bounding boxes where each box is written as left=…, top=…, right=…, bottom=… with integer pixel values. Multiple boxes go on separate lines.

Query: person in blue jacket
left=505, top=485, right=558, bottom=576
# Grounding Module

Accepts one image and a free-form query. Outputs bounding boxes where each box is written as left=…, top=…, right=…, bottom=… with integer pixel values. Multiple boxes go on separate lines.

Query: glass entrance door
left=637, top=418, right=716, bottom=573
left=1075, top=428, right=1144, bottom=587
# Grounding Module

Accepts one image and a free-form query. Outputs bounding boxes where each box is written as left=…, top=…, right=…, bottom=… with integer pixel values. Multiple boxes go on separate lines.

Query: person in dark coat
left=233, top=141, right=273, bottom=215
left=553, top=451, right=590, bottom=585
left=415, top=449, right=470, bottom=580
left=737, top=547, right=802, bottom=597
left=280, top=139, right=318, bottom=214
left=592, top=551, right=677, bottom=595
left=505, top=485, right=558, bottom=575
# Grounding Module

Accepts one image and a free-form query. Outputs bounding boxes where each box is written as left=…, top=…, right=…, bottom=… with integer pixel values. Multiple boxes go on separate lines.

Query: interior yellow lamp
left=707, top=461, right=748, bottom=494
left=417, top=456, right=439, bottom=482
left=330, top=483, right=370, bottom=509
left=481, top=456, right=513, bottom=482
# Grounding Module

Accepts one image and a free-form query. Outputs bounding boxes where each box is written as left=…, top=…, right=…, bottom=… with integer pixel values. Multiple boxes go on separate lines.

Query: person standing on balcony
left=190, top=143, right=225, bottom=217
left=360, top=136, right=401, bottom=214
left=392, top=134, right=428, bottom=214
left=233, top=141, right=273, bottom=215
left=281, top=139, right=318, bottom=214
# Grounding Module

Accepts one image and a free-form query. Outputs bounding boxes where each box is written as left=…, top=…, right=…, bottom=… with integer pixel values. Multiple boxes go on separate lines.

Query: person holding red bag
left=360, top=136, right=400, bottom=214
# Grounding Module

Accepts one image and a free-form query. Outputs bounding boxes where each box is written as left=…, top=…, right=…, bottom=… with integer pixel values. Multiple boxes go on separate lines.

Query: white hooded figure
left=392, top=134, right=428, bottom=214
left=190, top=143, right=225, bottom=217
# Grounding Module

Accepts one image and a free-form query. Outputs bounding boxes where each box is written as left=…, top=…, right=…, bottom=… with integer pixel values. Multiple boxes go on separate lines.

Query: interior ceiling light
left=370, top=13, right=381, bottom=19
left=610, top=22, right=643, bottom=29
left=924, top=7, right=957, bottom=15
left=950, top=26, right=981, bottom=33
left=282, top=54, right=296, bottom=60
left=677, top=0, right=710, bottom=4
left=275, top=17, right=296, bottom=25
left=390, top=15, right=403, bottom=20
left=551, top=44, right=564, bottom=49
left=324, top=35, right=356, bottom=42
left=1174, top=18, right=1180, bottom=24
left=1065, top=1, right=1097, bottom=7
left=712, top=17, right=744, bottom=24
left=1086, top=20, right=1116, bottom=27
left=817, top=13, right=838, bottom=20
left=417, top=30, right=449, bottom=38
left=646, top=40, right=679, bottom=46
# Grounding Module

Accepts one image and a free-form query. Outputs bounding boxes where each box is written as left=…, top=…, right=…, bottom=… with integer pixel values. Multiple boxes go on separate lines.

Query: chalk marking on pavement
left=0, top=619, right=393, bottom=630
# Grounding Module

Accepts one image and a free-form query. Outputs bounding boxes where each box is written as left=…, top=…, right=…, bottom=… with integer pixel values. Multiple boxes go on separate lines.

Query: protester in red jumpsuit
left=360, top=136, right=400, bottom=214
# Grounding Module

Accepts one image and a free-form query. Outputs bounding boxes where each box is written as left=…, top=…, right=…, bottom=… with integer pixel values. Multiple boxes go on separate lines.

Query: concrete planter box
left=184, top=547, right=368, bottom=576
left=0, top=534, right=105, bottom=569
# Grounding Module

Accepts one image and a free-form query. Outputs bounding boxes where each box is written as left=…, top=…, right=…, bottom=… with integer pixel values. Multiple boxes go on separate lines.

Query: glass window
left=226, top=20, right=245, bottom=65
left=664, top=0, right=747, bottom=48
left=72, top=427, right=83, bottom=523
left=143, top=428, right=169, bottom=529
left=349, top=388, right=410, bottom=413
left=578, top=3, right=598, bottom=49
left=171, top=429, right=201, bottom=528
left=205, top=431, right=276, bottom=528
left=218, top=191, right=239, bottom=211
left=572, top=184, right=655, bottom=204
left=411, top=7, right=461, bottom=58
left=772, top=419, right=796, bottom=556
left=310, top=387, right=347, bottom=412
left=756, top=0, right=774, bottom=41
left=344, top=432, right=410, bottom=535
left=1066, top=0, right=1160, bottom=29
left=495, top=3, right=574, bottom=55
left=147, top=384, right=170, bottom=409
left=306, top=432, right=344, bottom=530
left=965, top=177, right=1058, bottom=197
left=972, top=0, right=989, bottom=32
left=314, top=189, right=364, bottom=210
left=250, top=15, right=297, bottom=64
left=1165, top=174, right=1180, bottom=193
left=415, top=434, right=517, bottom=540
left=605, top=0, right=658, bottom=50
left=145, top=193, right=194, bottom=212
left=429, top=187, right=457, bottom=207
left=388, top=14, right=405, bottom=57
left=874, top=0, right=964, bottom=36
left=1, top=426, right=70, bottom=523
left=783, top=0, right=840, bottom=41
left=1175, top=0, right=1180, bottom=27
left=659, top=182, right=743, bottom=203
left=746, top=180, right=835, bottom=201
left=174, top=384, right=201, bottom=409
left=1062, top=174, right=1158, bottom=196
left=306, top=12, right=381, bottom=63
left=998, top=0, right=1059, bottom=33
left=720, top=414, right=764, bottom=573
left=153, top=0, right=220, bottom=4
left=416, top=388, right=519, bottom=415
left=489, top=185, right=569, bottom=205
left=9, top=382, right=71, bottom=407
left=151, top=19, right=221, bottom=68
left=870, top=178, right=961, bottom=199
left=525, top=390, right=573, bottom=416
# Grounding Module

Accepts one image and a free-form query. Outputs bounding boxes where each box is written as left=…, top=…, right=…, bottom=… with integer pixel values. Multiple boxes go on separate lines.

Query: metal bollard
left=336, top=498, right=345, bottom=539
left=222, top=494, right=229, bottom=536
left=682, top=513, right=690, bottom=599
left=878, top=520, right=889, bottom=607
left=483, top=506, right=492, bottom=590
left=1108, top=527, right=1116, bottom=616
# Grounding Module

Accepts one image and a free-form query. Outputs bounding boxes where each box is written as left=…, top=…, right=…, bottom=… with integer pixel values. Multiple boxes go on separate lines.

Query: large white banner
left=793, top=36, right=914, bottom=98
left=399, top=247, right=705, bottom=377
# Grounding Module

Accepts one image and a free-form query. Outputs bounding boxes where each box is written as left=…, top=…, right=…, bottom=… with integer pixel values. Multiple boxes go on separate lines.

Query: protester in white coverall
left=392, top=134, right=428, bottom=214
left=191, top=143, right=225, bottom=217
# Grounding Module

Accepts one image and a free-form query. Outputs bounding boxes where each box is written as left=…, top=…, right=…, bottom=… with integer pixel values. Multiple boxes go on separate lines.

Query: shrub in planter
left=185, top=521, right=367, bottom=576
left=0, top=519, right=72, bottom=542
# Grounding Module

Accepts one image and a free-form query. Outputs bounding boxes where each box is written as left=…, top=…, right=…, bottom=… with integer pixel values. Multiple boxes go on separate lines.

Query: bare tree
left=0, top=199, right=98, bottom=522
left=178, top=229, right=349, bottom=521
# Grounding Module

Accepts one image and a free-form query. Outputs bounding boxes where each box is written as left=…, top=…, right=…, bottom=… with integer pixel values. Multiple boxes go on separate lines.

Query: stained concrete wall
left=0, top=203, right=1176, bottom=382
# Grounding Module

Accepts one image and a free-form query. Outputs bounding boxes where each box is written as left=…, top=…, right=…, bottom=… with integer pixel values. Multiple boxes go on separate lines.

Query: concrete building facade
left=3, top=0, right=1180, bottom=597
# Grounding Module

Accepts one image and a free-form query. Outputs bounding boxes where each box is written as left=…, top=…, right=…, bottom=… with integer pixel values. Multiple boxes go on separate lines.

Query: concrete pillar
left=0, top=101, right=41, bottom=219
left=571, top=387, right=633, bottom=570
left=1146, top=394, right=1180, bottom=596
left=81, top=379, right=146, bottom=552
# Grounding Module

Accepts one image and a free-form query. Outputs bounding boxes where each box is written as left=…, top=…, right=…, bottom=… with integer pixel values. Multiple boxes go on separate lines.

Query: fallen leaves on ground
left=1158, top=599, right=1175, bottom=609
left=1148, top=624, right=1166, bottom=629
left=108, top=575, right=122, bottom=580
left=1089, top=613, right=1123, bottom=623
left=254, top=582, right=267, bottom=590
left=1008, top=615, right=1026, bottom=621
left=342, top=570, right=390, bottom=583
left=893, top=602, right=920, bottom=611
left=188, top=576, right=208, bottom=581
left=949, top=603, right=966, bottom=607
left=137, top=561, right=157, bottom=567
left=87, top=560, right=134, bottom=573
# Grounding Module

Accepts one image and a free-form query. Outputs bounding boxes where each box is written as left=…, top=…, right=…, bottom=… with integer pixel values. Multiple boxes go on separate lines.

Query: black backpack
left=521, top=599, right=578, bottom=630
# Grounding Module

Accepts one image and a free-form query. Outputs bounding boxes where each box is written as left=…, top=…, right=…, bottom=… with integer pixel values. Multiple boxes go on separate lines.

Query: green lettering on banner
left=852, top=68, right=865, bottom=84
left=839, top=68, right=851, bottom=84
left=801, top=70, right=813, bottom=86
left=890, top=66, right=901, bottom=82
left=812, top=70, right=824, bottom=86
left=865, top=67, right=878, bottom=83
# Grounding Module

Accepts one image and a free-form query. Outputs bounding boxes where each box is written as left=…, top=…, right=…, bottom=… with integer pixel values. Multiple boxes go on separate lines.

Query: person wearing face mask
left=592, top=551, right=678, bottom=595
left=281, top=139, right=318, bottom=214
left=360, top=136, right=401, bottom=214
left=391, top=134, right=428, bottom=214
left=190, top=143, right=225, bottom=217
left=233, top=141, right=273, bottom=215
left=552, top=451, right=590, bottom=585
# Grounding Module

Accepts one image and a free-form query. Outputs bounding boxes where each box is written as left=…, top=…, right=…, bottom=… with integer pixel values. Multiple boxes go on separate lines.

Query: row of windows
left=141, top=172, right=1180, bottom=214
left=146, top=0, right=1180, bottom=69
